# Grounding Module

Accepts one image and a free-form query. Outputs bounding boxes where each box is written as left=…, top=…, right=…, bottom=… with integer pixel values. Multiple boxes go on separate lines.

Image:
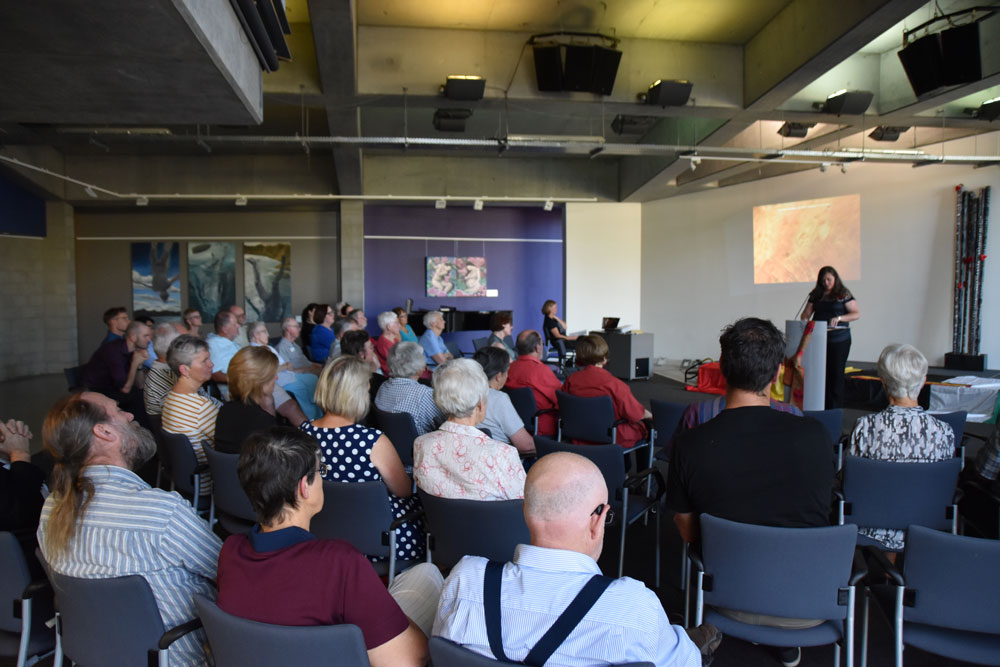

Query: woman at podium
left=800, top=266, right=860, bottom=409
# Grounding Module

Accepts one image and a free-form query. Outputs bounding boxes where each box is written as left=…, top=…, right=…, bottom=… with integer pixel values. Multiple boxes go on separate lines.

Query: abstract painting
left=131, top=242, right=181, bottom=319
left=244, top=242, right=291, bottom=322
left=426, top=256, right=487, bottom=297
left=187, top=242, right=236, bottom=320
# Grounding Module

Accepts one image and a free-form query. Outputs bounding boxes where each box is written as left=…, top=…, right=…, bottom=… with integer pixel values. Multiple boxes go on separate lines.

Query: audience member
left=849, top=343, right=955, bottom=550
left=300, top=356, right=424, bottom=562
left=206, top=310, right=242, bottom=385
left=0, top=418, right=45, bottom=575
left=39, top=392, right=220, bottom=666
left=101, top=306, right=129, bottom=343
left=373, top=311, right=401, bottom=375
left=341, top=329, right=380, bottom=374
left=487, top=311, right=516, bottom=361
left=418, top=311, right=452, bottom=369
left=249, top=321, right=320, bottom=419
left=348, top=309, right=368, bottom=330
left=216, top=427, right=442, bottom=666
left=561, top=335, right=650, bottom=448
left=331, top=316, right=357, bottom=360
left=336, top=302, right=355, bottom=317
left=434, top=451, right=708, bottom=666
left=82, top=320, right=151, bottom=421
left=299, top=303, right=318, bottom=353
left=505, top=330, right=561, bottom=437
left=308, top=304, right=337, bottom=363
left=393, top=307, right=418, bottom=343
left=143, top=323, right=180, bottom=416
left=276, top=317, right=321, bottom=374
left=176, top=308, right=203, bottom=337
left=375, top=341, right=444, bottom=436
left=229, top=305, right=249, bottom=348
left=473, top=347, right=535, bottom=455
left=214, top=346, right=280, bottom=455
left=134, top=315, right=157, bottom=369
left=541, top=300, right=577, bottom=359
left=414, top=358, right=525, bottom=500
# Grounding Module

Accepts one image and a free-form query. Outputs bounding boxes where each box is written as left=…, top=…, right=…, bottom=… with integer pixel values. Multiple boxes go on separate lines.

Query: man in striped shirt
left=38, top=392, right=221, bottom=666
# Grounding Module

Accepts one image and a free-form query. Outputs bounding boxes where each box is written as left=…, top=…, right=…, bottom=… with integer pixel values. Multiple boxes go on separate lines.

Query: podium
left=593, top=331, right=653, bottom=381
left=785, top=320, right=826, bottom=412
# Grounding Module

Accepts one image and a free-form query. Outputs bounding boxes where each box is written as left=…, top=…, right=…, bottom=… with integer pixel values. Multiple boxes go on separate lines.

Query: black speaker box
left=944, top=352, right=988, bottom=372
left=898, top=33, right=945, bottom=97
left=563, top=45, right=595, bottom=92
left=941, top=22, right=982, bottom=85
left=533, top=45, right=564, bottom=92
left=590, top=46, right=622, bottom=95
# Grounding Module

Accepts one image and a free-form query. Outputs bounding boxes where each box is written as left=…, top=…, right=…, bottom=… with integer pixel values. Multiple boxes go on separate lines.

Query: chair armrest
left=687, top=544, right=704, bottom=574
left=622, top=440, right=651, bottom=455
left=533, top=408, right=559, bottom=417
left=862, top=546, right=903, bottom=586
left=391, top=507, right=426, bottom=530
left=625, top=467, right=666, bottom=502
left=158, top=617, right=203, bottom=650
left=849, top=549, right=869, bottom=586
left=21, top=578, right=51, bottom=600
left=194, top=463, right=209, bottom=475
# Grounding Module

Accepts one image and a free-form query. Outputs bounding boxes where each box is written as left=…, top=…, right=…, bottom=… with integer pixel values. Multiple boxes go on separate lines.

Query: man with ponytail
left=38, top=392, right=221, bottom=666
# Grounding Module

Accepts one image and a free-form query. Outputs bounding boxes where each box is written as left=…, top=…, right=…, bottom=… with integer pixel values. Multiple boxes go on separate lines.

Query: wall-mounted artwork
left=187, top=242, right=236, bottom=320
left=244, top=242, right=291, bottom=322
left=426, top=256, right=487, bottom=297
left=131, top=242, right=181, bottom=319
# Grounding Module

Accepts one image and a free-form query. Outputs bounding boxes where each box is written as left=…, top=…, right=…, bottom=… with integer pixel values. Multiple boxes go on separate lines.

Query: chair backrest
left=203, top=446, right=256, bottom=522
left=311, top=481, right=393, bottom=558
left=931, top=410, right=967, bottom=444
left=841, top=455, right=961, bottom=532
left=504, top=387, right=539, bottom=431
left=532, top=437, right=626, bottom=506
left=803, top=408, right=843, bottom=444
left=445, top=340, right=464, bottom=359
left=901, top=525, right=1000, bottom=634
left=556, top=391, right=616, bottom=444
left=63, top=365, right=85, bottom=391
left=418, top=491, right=528, bottom=569
left=0, top=532, right=31, bottom=634
left=649, top=399, right=686, bottom=447
left=473, top=336, right=491, bottom=351
left=48, top=570, right=166, bottom=666
left=372, top=408, right=418, bottom=467
left=699, top=514, right=858, bottom=621
left=146, top=412, right=162, bottom=435
left=160, top=431, right=201, bottom=497
left=195, top=594, right=370, bottom=666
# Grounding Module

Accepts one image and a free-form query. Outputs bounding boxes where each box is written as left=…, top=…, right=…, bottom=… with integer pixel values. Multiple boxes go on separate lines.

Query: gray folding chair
left=418, top=491, right=529, bottom=570
left=0, top=533, right=54, bottom=667
left=203, top=446, right=256, bottom=534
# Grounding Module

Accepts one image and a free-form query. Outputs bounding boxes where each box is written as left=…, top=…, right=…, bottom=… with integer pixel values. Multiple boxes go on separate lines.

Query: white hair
left=281, top=317, right=299, bottom=333
left=248, top=321, right=268, bottom=338
left=388, top=341, right=426, bottom=378
left=877, top=343, right=928, bottom=400
left=152, top=323, right=180, bottom=358
left=423, top=310, right=443, bottom=328
left=377, top=311, right=398, bottom=332
left=432, top=358, right=489, bottom=419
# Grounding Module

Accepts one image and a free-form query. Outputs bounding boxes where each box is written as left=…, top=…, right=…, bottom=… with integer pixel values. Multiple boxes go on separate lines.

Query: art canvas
left=426, top=256, right=487, bottom=297
left=187, top=242, right=236, bottom=319
left=244, top=242, right=291, bottom=321
left=131, top=242, right=181, bottom=319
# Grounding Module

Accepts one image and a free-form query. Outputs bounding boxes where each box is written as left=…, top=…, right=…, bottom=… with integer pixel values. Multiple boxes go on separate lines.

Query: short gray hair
left=388, top=341, right=426, bottom=378
left=423, top=310, right=443, bottom=328
left=377, top=311, right=398, bottom=332
left=166, top=334, right=209, bottom=374
left=877, top=343, right=928, bottom=400
left=152, top=323, right=180, bottom=358
left=281, top=317, right=299, bottom=333
left=248, top=321, right=268, bottom=339
left=433, top=358, right=489, bottom=419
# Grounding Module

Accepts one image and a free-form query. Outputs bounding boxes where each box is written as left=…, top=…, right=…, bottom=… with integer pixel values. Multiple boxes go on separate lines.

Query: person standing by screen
left=801, top=266, right=860, bottom=409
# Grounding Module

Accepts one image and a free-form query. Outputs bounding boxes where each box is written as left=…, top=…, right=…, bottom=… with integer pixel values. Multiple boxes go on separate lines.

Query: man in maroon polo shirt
left=216, top=427, right=442, bottom=667
left=505, top=330, right=561, bottom=436
left=82, top=320, right=151, bottom=423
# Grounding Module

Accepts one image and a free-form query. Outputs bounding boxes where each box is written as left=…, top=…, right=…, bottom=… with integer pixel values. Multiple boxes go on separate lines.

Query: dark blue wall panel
left=0, top=173, right=45, bottom=237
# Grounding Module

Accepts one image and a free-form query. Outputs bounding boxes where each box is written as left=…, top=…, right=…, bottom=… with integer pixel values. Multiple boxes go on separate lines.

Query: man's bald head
left=516, top=330, right=543, bottom=357
left=524, top=452, right=609, bottom=560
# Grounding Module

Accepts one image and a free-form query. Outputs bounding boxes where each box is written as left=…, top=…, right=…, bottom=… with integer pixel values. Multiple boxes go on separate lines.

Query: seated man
left=667, top=317, right=834, bottom=667
left=275, top=317, right=321, bottom=374
left=341, top=329, right=381, bottom=374
left=38, top=392, right=221, bottom=666
left=434, top=451, right=710, bottom=666
left=81, top=320, right=151, bottom=423
left=505, top=330, right=561, bottom=437
left=217, top=426, right=442, bottom=667
left=375, top=341, right=444, bottom=436
left=101, top=306, right=130, bottom=343
left=418, top=311, right=452, bottom=369
left=229, top=305, right=249, bottom=348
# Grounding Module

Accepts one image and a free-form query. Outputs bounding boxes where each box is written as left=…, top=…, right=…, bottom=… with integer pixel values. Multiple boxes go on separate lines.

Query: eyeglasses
left=317, top=462, right=331, bottom=477
left=591, top=503, right=615, bottom=526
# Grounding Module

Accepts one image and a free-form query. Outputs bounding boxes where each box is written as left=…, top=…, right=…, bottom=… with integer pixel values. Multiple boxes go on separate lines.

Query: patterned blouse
left=849, top=405, right=955, bottom=549
left=414, top=422, right=525, bottom=501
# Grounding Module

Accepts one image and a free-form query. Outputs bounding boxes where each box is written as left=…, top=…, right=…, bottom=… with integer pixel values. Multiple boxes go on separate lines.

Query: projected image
left=753, top=194, right=861, bottom=284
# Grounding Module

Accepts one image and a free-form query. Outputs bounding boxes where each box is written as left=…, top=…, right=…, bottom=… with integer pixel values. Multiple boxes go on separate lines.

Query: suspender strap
left=484, top=561, right=512, bottom=663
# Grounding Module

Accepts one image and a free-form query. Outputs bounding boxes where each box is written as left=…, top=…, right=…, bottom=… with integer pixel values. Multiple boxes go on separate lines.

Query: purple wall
left=363, top=205, right=564, bottom=349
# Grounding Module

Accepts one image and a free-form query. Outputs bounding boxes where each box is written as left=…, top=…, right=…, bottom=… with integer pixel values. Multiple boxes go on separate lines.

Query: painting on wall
left=131, top=242, right=181, bottom=319
left=244, top=242, right=291, bottom=322
left=187, top=242, right=236, bottom=320
left=425, top=256, right=487, bottom=297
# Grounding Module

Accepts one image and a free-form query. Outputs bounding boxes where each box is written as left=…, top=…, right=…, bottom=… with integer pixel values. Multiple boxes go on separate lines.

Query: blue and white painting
left=131, top=242, right=181, bottom=319
left=244, top=242, right=291, bottom=322
left=188, top=242, right=236, bottom=320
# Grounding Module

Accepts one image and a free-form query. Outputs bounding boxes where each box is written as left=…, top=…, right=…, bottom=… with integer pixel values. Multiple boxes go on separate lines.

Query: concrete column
left=339, top=201, right=365, bottom=309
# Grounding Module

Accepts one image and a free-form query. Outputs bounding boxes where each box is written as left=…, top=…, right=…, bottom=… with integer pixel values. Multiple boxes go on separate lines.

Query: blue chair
left=690, top=514, right=864, bottom=667
left=203, top=446, right=256, bottom=535
left=930, top=410, right=968, bottom=466
left=372, top=407, right=418, bottom=469
left=862, top=526, right=1000, bottom=667
left=503, top=386, right=557, bottom=436
left=428, top=636, right=654, bottom=666
left=159, top=431, right=209, bottom=512
left=804, top=409, right=844, bottom=469
left=649, top=398, right=686, bottom=459
left=473, top=336, right=491, bottom=351
left=0, top=534, right=54, bottom=667
left=194, top=594, right=370, bottom=666
left=418, top=491, right=528, bottom=570
left=837, top=456, right=961, bottom=550
left=534, top=437, right=664, bottom=586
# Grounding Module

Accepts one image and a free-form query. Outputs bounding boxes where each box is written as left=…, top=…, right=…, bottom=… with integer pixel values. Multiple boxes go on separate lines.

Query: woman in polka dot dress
left=301, top=355, right=425, bottom=562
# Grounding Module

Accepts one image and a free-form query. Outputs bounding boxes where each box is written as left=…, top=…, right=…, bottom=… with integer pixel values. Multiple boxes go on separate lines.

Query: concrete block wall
left=0, top=202, right=77, bottom=380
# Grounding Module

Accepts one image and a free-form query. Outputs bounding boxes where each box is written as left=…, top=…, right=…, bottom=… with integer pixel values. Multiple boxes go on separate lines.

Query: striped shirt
left=143, top=361, right=177, bottom=415
left=38, top=466, right=221, bottom=666
left=433, top=545, right=701, bottom=667
left=374, top=377, right=444, bottom=436
left=162, top=390, right=222, bottom=492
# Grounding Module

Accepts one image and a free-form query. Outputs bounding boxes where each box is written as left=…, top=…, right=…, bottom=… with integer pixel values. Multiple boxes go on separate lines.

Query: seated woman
left=541, top=299, right=577, bottom=361
left=341, top=329, right=381, bottom=374
left=487, top=311, right=516, bottom=361
left=144, top=324, right=180, bottom=416
left=472, top=347, right=535, bottom=456
left=849, top=343, right=955, bottom=551
left=299, top=356, right=424, bottom=562
left=373, top=311, right=401, bottom=375
left=161, top=334, right=223, bottom=489
left=414, top=358, right=525, bottom=500
left=308, top=304, right=336, bottom=363
left=561, top=335, right=651, bottom=448
left=299, top=303, right=318, bottom=354
left=394, top=307, right=418, bottom=343
left=215, top=346, right=280, bottom=454
left=248, top=321, right=321, bottom=419
left=375, top=341, right=444, bottom=436
left=175, top=308, right=203, bottom=337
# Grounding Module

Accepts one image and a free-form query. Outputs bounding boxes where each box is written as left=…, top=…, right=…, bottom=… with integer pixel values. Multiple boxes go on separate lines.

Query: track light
left=816, top=89, right=874, bottom=115
left=136, top=196, right=149, bottom=206
left=235, top=196, right=248, bottom=206
left=84, top=186, right=97, bottom=198
left=819, top=163, right=828, bottom=173
left=543, top=200, right=554, bottom=211
left=869, top=126, right=909, bottom=142
left=974, top=97, right=1000, bottom=121
left=441, top=75, right=485, bottom=101
left=640, top=79, right=693, bottom=107
left=841, top=164, right=847, bottom=174
left=473, top=199, right=484, bottom=211
left=777, top=122, right=814, bottom=138
left=435, top=199, right=447, bottom=209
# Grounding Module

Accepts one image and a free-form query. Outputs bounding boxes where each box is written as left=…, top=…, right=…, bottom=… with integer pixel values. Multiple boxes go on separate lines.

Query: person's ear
left=92, top=422, right=117, bottom=445
left=298, top=475, right=312, bottom=501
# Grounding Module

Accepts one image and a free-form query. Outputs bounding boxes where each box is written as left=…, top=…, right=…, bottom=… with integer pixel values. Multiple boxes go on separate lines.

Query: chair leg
left=894, top=588, right=904, bottom=667
left=208, top=495, right=216, bottom=528
left=845, top=586, right=855, bottom=667
left=834, top=642, right=841, bottom=667
left=618, top=491, right=627, bottom=579
left=682, top=542, right=690, bottom=628
left=860, top=591, right=869, bottom=667
left=53, top=614, right=63, bottom=667
left=388, top=531, right=397, bottom=588
left=694, top=570, right=704, bottom=627
left=16, top=598, right=31, bottom=667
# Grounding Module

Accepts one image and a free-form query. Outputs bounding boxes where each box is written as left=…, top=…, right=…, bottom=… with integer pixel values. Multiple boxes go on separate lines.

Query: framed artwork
left=426, top=256, right=487, bottom=297
left=244, top=242, right=291, bottom=321
left=131, top=241, right=181, bottom=319
left=187, top=242, right=236, bottom=319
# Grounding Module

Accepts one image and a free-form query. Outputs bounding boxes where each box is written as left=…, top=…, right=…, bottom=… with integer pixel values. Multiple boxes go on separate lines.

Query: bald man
left=433, top=452, right=712, bottom=666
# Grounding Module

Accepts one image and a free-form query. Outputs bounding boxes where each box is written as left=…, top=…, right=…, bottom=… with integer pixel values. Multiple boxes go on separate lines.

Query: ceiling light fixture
left=869, top=126, right=909, bottom=142
left=442, top=75, right=486, bottom=101
left=473, top=199, right=484, bottom=211
left=819, top=163, right=828, bottom=173
left=235, top=196, right=248, bottom=206
left=639, top=79, right=693, bottom=107
left=815, top=89, right=874, bottom=115
left=136, top=196, right=149, bottom=206
left=841, top=164, right=848, bottom=174
left=974, top=97, right=1000, bottom=121
left=433, top=108, right=473, bottom=132
left=84, top=186, right=98, bottom=198
left=543, top=200, right=554, bottom=211
left=435, top=199, right=447, bottom=209
left=777, top=122, right=814, bottom=138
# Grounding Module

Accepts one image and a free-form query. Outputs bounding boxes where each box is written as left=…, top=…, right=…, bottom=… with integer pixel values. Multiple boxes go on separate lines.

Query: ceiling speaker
left=532, top=45, right=563, bottom=92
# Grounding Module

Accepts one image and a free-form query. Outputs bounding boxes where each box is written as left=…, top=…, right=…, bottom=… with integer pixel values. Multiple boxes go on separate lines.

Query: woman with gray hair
left=143, top=323, right=180, bottom=415
left=413, top=358, right=525, bottom=500
left=374, top=341, right=443, bottom=436
left=373, top=311, right=401, bottom=375
left=848, top=343, right=956, bottom=550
